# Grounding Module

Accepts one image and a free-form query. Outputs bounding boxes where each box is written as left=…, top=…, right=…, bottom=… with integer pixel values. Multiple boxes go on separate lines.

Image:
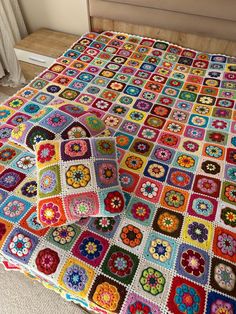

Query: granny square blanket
left=0, top=31, right=236, bottom=314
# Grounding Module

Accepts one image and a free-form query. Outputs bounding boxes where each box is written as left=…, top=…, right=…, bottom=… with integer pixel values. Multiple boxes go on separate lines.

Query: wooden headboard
left=89, top=0, right=236, bottom=55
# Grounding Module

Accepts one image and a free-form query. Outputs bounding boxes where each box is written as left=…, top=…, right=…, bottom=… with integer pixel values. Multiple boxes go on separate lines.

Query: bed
left=0, top=31, right=235, bottom=313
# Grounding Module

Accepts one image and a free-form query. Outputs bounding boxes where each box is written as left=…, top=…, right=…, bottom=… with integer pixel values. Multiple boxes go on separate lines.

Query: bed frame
left=89, top=0, right=236, bottom=56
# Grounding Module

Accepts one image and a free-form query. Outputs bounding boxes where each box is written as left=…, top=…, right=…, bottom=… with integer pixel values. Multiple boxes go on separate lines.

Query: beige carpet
left=0, top=264, right=88, bottom=314
left=0, top=92, right=9, bottom=103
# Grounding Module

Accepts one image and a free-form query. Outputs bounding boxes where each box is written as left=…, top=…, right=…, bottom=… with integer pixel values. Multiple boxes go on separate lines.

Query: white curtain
left=0, top=0, right=28, bottom=86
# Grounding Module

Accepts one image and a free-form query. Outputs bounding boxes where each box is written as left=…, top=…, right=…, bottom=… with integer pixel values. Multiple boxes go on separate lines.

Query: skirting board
left=91, top=17, right=236, bottom=56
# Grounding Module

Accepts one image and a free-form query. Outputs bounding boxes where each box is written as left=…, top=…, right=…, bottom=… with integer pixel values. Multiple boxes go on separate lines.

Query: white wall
left=19, top=0, right=90, bottom=35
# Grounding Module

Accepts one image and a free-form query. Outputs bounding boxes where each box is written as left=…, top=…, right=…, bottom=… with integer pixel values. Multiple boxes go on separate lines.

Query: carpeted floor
left=0, top=92, right=9, bottom=103
left=0, top=264, right=87, bottom=314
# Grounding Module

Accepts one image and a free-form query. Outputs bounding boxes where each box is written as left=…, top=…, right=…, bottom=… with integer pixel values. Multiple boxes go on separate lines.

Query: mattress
left=0, top=31, right=235, bottom=314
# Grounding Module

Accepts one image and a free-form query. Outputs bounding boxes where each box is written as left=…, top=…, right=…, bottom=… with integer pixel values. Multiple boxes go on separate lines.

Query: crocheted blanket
left=0, top=31, right=235, bottom=314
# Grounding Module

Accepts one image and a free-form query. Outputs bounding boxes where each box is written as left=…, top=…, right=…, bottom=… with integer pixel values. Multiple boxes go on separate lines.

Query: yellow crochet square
left=127, top=109, right=147, bottom=124
left=58, top=257, right=95, bottom=298
left=192, top=104, right=212, bottom=116
left=0, top=106, right=15, bottom=123
left=182, top=216, right=213, bottom=251
left=121, top=152, right=147, bottom=174
left=35, top=140, right=60, bottom=169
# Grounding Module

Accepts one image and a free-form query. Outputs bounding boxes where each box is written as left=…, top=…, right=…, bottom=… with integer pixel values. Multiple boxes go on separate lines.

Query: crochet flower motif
left=37, top=143, right=55, bottom=163
left=85, top=115, right=105, bottom=131
left=3, top=199, right=25, bottom=218
left=141, top=181, right=158, bottom=199
left=122, top=121, right=139, bottom=133
left=125, top=155, right=143, bottom=170
left=192, top=198, right=213, bottom=217
left=217, top=233, right=236, bottom=257
left=181, top=249, right=205, bottom=276
left=197, top=178, right=218, bottom=194
left=47, top=113, right=66, bottom=127
left=174, top=284, right=200, bottom=313
left=0, top=148, right=16, bottom=162
left=224, top=185, right=236, bottom=203
left=67, top=126, right=87, bottom=139
left=160, top=134, right=178, bottom=146
left=164, top=190, right=184, bottom=208
left=154, top=147, right=172, bottom=161
left=16, top=156, right=35, bottom=170
left=188, top=222, right=208, bottom=243
left=128, top=301, right=152, bottom=314
left=96, top=139, right=115, bottom=155
left=157, top=211, right=180, bottom=234
left=79, top=237, right=103, bottom=260
left=214, top=263, right=235, bottom=291
left=220, top=207, right=236, bottom=227
left=94, top=217, right=116, bottom=233
left=11, top=124, right=26, bottom=139
left=205, top=145, right=222, bottom=158
left=149, top=238, right=172, bottom=262
left=131, top=202, right=150, bottom=221
left=9, top=233, right=32, bottom=257
left=133, top=141, right=150, bottom=154
left=40, top=202, right=60, bottom=225
left=210, top=299, right=234, bottom=314
left=0, top=171, right=21, bottom=189
left=120, top=224, right=142, bottom=248
left=139, top=267, right=165, bottom=295
left=66, top=164, right=91, bottom=188
left=170, top=171, right=190, bottom=188
left=63, top=265, right=88, bottom=292
left=104, top=191, right=124, bottom=213
left=64, top=139, right=88, bottom=157
left=40, top=170, right=56, bottom=194
left=183, top=141, right=199, bottom=152
left=108, top=251, right=134, bottom=277
left=177, top=155, right=195, bottom=168
left=52, top=225, right=76, bottom=245
left=70, top=197, right=94, bottom=216
left=36, top=248, right=60, bottom=275
left=141, top=128, right=156, bottom=140
left=147, top=163, right=165, bottom=179
left=98, top=162, right=117, bottom=185
left=92, top=282, right=120, bottom=311
left=21, top=181, right=37, bottom=198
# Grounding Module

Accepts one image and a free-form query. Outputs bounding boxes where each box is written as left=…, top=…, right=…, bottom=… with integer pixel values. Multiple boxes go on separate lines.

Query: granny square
left=10, top=110, right=106, bottom=152
left=35, top=137, right=125, bottom=226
